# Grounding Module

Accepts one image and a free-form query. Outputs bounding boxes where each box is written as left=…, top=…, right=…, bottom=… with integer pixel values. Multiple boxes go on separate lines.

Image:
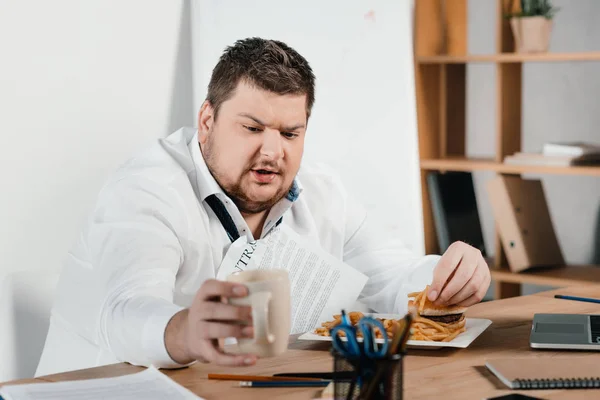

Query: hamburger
left=407, top=286, right=468, bottom=341
left=408, top=297, right=467, bottom=324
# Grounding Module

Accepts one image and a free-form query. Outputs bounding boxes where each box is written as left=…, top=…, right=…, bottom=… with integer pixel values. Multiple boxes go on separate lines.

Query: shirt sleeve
left=342, top=192, right=441, bottom=315
left=87, top=177, right=193, bottom=369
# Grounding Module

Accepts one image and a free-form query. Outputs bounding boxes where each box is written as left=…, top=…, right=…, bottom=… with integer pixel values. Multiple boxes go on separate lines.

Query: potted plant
left=507, top=0, right=559, bottom=53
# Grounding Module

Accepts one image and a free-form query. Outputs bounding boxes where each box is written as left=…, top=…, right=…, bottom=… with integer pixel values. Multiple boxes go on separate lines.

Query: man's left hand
left=427, top=241, right=491, bottom=307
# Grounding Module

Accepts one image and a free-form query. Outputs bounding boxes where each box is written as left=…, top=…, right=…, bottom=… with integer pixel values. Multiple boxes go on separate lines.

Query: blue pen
left=554, top=294, right=600, bottom=304
left=239, top=380, right=330, bottom=388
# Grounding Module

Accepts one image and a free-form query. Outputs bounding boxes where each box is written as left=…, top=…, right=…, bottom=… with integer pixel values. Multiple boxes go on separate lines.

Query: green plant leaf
left=505, top=0, right=559, bottom=19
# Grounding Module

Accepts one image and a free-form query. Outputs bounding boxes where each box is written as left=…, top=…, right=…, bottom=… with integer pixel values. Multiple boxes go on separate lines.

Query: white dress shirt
left=35, top=127, right=440, bottom=377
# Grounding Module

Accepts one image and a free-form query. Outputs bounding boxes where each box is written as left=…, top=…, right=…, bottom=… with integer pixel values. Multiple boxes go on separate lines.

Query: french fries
left=313, top=286, right=467, bottom=342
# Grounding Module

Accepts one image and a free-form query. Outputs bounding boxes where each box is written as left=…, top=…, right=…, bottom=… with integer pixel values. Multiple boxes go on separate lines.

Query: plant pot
left=510, top=16, right=553, bottom=53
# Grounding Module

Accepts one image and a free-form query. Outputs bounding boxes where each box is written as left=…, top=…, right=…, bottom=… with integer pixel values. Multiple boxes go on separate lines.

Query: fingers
left=432, top=242, right=488, bottom=306
left=198, top=301, right=252, bottom=323
left=197, top=279, right=248, bottom=301
left=435, top=252, right=478, bottom=305
left=445, top=259, right=487, bottom=305
left=457, top=262, right=491, bottom=307
left=185, top=279, right=258, bottom=367
left=195, top=321, right=254, bottom=339
left=429, top=242, right=465, bottom=302
left=445, top=276, right=479, bottom=306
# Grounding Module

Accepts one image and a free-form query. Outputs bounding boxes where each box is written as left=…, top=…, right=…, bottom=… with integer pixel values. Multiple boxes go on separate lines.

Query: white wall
left=0, top=0, right=194, bottom=276
left=0, top=0, right=194, bottom=380
left=192, top=0, right=425, bottom=255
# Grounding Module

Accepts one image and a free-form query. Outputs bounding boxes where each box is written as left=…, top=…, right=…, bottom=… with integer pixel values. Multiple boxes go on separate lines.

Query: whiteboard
left=191, top=0, right=425, bottom=255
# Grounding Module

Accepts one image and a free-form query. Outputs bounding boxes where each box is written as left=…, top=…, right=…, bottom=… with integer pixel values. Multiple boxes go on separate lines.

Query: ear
left=198, top=100, right=214, bottom=145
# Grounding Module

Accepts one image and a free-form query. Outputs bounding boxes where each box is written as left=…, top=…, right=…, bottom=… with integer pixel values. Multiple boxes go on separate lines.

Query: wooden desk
left=4, top=286, right=600, bottom=399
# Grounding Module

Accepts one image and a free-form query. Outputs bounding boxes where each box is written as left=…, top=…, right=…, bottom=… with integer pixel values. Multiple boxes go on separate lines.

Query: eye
left=243, top=125, right=262, bottom=133
left=281, top=132, right=298, bottom=139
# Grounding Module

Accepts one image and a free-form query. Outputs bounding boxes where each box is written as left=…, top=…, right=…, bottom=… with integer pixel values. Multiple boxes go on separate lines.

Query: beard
left=200, top=141, right=292, bottom=214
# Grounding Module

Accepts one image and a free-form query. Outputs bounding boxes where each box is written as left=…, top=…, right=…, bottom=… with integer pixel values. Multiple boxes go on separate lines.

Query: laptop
left=530, top=313, right=600, bottom=350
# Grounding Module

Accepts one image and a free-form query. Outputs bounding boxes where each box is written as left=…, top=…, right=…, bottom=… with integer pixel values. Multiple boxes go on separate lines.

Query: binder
left=486, top=175, right=564, bottom=272
left=485, top=358, right=600, bottom=390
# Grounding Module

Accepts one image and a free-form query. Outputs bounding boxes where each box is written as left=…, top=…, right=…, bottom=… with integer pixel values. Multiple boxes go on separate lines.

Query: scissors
left=330, top=310, right=389, bottom=359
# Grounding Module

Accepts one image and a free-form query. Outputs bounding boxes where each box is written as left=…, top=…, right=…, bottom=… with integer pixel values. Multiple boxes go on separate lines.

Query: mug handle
left=249, top=291, right=275, bottom=344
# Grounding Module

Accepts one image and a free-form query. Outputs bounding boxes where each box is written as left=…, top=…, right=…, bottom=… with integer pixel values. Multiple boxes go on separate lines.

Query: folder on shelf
left=487, top=175, right=564, bottom=272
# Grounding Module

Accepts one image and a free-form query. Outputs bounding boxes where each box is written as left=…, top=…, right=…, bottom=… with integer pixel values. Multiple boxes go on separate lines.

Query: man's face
left=198, top=81, right=307, bottom=214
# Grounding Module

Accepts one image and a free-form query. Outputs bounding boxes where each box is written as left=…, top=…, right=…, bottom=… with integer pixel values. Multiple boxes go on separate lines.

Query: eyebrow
left=238, top=113, right=305, bottom=132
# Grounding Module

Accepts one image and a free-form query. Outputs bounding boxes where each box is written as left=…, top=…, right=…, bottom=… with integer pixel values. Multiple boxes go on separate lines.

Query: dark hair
left=206, top=37, right=316, bottom=119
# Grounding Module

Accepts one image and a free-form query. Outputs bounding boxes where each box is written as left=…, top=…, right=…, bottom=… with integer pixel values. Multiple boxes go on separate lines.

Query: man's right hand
left=165, top=279, right=257, bottom=366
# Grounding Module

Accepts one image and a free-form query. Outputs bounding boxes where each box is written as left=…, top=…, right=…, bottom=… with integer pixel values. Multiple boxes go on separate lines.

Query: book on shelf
left=426, top=171, right=486, bottom=256
left=504, top=151, right=600, bottom=167
left=543, top=141, right=600, bottom=157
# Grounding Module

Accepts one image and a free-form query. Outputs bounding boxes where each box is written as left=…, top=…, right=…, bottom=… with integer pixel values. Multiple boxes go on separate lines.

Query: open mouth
left=251, top=169, right=278, bottom=183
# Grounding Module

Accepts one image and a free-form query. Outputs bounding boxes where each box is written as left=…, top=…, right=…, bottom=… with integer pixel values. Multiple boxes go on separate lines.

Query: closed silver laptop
left=530, top=313, right=600, bottom=350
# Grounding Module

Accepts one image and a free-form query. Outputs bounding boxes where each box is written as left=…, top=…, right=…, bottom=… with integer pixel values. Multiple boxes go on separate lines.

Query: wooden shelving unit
left=490, top=265, right=600, bottom=288
left=421, top=157, right=600, bottom=177
left=413, top=0, right=600, bottom=299
left=417, top=51, right=600, bottom=64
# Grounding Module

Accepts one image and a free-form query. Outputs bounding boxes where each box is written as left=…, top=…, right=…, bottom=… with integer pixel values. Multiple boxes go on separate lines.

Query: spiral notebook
left=485, top=358, right=600, bottom=390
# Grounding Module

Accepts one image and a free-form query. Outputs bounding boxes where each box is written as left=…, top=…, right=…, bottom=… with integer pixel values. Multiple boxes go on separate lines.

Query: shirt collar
left=188, top=134, right=224, bottom=202
left=286, top=178, right=302, bottom=202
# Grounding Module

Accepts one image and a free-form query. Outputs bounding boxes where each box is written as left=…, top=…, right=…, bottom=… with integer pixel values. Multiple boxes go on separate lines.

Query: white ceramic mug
left=226, top=269, right=291, bottom=357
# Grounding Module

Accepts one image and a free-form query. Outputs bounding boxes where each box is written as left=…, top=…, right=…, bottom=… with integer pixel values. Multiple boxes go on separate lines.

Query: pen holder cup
left=331, top=349, right=404, bottom=400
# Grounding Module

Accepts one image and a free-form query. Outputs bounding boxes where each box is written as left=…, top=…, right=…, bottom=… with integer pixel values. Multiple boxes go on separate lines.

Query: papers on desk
left=218, top=224, right=368, bottom=334
left=0, top=367, right=202, bottom=400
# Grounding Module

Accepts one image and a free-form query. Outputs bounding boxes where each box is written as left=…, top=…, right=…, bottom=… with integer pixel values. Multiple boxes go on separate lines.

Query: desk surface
left=4, top=286, right=600, bottom=399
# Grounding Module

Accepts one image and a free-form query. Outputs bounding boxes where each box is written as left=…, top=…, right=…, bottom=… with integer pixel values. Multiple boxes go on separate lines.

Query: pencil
left=239, top=380, right=331, bottom=388
left=554, top=294, right=600, bottom=304
left=208, top=373, right=322, bottom=382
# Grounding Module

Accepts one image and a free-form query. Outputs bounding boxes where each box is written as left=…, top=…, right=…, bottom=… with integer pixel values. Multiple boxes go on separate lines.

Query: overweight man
left=36, top=37, right=490, bottom=376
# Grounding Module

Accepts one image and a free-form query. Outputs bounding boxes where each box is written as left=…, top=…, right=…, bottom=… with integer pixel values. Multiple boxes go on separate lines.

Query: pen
left=554, top=294, right=600, bottom=304
left=239, top=380, right=331, bottom=388
left=208, top=373, right=322, bottom=382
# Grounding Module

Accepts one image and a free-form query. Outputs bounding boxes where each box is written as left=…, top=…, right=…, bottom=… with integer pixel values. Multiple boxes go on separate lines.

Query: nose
left=260, top=128, right=284, bottom=160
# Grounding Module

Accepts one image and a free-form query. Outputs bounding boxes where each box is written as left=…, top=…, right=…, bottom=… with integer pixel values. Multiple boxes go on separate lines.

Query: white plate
left=297, top=313, right=492, bottom=350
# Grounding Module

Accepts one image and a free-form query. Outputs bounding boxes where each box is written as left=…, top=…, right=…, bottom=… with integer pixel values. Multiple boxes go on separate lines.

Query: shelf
left=491, top=265, right=600, bottom=287
left=420, top=157, right=600, bottom=176
left=414, top=2, right=600, bottom=299
left=416, top=51, right=600, bottom=64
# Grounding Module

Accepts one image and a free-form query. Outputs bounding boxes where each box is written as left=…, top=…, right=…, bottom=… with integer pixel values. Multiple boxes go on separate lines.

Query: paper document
left=0, top=367, right=202, bottom=400
left=218, top=224, right=368, bottom=333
